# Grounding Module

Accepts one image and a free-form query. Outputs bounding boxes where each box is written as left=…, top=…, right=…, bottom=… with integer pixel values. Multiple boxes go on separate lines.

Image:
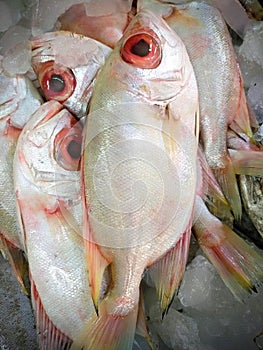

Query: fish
left=74, top=8, right=199, bottom=349
left=13, top=100, right=94, bottom=349
left=0, top=56, right=42, bottom=292
left=138, top=0, right=262, bottom=221
left=31, top=31, right=112, bottom=116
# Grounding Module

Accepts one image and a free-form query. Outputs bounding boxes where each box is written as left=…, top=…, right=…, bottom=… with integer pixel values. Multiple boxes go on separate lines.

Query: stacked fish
left=1, top=0, right=263, bottom=349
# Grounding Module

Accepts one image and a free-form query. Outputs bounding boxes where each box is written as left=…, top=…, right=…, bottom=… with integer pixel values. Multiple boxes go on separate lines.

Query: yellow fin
left=213, top=154, right=242, bottom=221
left=71, top=297, right=138, bottom=350
left=149, top=226, right=191, bottom=315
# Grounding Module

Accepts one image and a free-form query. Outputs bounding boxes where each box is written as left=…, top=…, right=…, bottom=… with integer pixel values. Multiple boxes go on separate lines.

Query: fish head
left=106, top=8, right=195, bottom=104
left=16, top=100, right=82, bottom=203
left=31, top=31, right=111, bottom=116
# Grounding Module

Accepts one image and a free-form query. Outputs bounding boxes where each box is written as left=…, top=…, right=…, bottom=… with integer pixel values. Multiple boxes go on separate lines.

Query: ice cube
left=178, top=255, right=215, bottom=311
left=237, top=21, right=263, bottom=88
left=247, top=76, right=263, bottom=125
left=149, top=304, right=201, bottom=350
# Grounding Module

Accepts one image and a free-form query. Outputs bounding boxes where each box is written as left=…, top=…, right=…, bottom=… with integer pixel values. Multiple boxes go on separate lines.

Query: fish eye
left=120, top=32, right=161, bottom=69
left=55, top=123, right=82, bottom=171
left=39, top=62, right=76, bottom=102
left=49, top=74, right=66, bottom=93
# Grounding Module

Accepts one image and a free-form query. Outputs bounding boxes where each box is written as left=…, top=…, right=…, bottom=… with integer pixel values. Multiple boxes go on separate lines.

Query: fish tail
left=213, top=154, right=242, bottom=221
left=149, top=225, right=191, bottom=315
left=0, top=234, right=28, bottom=294
left=194, top=197, right=263, bottom=301
left=71, top=297, right=138, bottom=350
left=229, top=149, right=263, bottom=176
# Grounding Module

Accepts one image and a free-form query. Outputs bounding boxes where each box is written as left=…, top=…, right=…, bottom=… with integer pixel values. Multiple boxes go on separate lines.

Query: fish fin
left=149, top=226, right=191, bottom=315
left=213, top=154, right=242, bottom=221
left=71, top=298, right=138, bottom=350
left=136, top=290, right=153, bottom=349
left=83, top=214, right=110, bottom=312
left=0, top=234, right=28, bottom=294
left=229, top=79, right=254, bottom=139
left=193, top=197, right=263, bottom=301
left=197, top=147, right=225, bottom=200
left=31, top=277, right=72, bottom=350
left=229, top=149, right=263, bottom=176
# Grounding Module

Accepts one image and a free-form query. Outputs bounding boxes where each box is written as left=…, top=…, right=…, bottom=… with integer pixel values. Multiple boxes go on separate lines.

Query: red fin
left=149, top=226, right=191, bottom=315
left=193, top=196, right=263, bottom=301
left=229, top=75, right=254, bottom=139
left=198, top=148, right=232, bottom=222
left=213, top=154, right=242, bottom=221
left=31, top=277, right=72, bottom=350
left=229, top=149, right=263, bottom=176
left=71, top=298, right=138, bottom=350
left=0, top=234, right=28, bottom=294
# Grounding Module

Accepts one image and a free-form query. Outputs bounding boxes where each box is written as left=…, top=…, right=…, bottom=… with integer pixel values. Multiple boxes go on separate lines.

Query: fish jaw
left=31, top=31, right=111, bottom=116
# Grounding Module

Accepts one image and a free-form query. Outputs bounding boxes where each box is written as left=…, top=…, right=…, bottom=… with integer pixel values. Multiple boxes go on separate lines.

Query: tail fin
left=71, top=297, right=138, bottom=350
left=193, top=196, right=263, bottom=301
left=149, top=226, right=191, bottom=315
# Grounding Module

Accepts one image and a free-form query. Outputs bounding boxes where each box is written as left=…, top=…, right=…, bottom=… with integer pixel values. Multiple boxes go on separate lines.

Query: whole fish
left=31, top=31, right=111, bottom=116
left=13, top=100, right=94, bottom=349
left=138, top=0, right=260, bottom=220
left=0, top=56, right=42, bottom=291
left=75, top=8, right=199, bottom=350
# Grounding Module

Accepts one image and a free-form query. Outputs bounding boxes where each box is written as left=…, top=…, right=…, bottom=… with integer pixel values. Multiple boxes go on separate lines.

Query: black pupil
left=49, top=74, right=65, bottom=92
left=130, top=39, right=150, bottom=57
left=67, top=140, right=81, bottom=159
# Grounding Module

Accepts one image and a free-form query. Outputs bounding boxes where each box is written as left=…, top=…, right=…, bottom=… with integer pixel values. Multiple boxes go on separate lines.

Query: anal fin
left=149, top=226, right=191, bottom=315
left=31, top=277, right=72, bottom=350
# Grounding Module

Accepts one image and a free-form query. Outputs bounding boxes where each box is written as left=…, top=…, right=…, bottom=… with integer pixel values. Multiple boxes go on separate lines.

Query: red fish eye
left=39, top=62, right=76, bottom=102
left=120, top=32, right=161, bottom=69
left=55, top=123, right=82, bottom=171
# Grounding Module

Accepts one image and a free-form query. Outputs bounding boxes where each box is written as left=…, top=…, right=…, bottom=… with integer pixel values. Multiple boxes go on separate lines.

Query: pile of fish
left=0, top=0, right=263, bottom=349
